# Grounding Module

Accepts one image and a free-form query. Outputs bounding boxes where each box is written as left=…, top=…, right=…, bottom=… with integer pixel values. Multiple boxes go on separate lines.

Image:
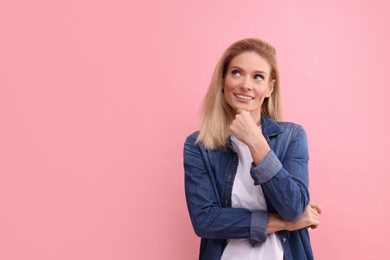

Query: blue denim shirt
left=184, top=115, right=314, bottom=260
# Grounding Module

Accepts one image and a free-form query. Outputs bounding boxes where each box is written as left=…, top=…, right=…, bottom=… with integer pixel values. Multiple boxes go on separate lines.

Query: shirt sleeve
left=250, top=126, right=310, bottom=222
left=184, top=133, right=268, bottom=245
left=250, top=150, right=283, bottom=184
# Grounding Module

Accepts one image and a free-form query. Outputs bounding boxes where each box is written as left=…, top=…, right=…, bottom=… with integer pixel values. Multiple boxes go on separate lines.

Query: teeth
left=235, top=94, right=253, bottom=100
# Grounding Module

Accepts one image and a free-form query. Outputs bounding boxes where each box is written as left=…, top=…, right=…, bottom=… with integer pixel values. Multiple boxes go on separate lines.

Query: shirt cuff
left=250, top=150, right=282, bottom=185
left=250, top=210, right=269, bottom=246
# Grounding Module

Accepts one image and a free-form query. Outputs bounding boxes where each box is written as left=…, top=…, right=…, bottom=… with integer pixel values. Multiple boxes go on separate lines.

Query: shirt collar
left=261, top=114, right=283, bottom=142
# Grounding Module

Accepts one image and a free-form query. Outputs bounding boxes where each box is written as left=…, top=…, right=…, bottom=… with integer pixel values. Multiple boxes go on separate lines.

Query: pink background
left=1, top=0, right=389, bottom=259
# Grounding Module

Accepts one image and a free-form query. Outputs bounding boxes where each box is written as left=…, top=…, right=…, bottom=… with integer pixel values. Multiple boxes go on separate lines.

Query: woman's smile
left=234, top=93, right=254, bottom=101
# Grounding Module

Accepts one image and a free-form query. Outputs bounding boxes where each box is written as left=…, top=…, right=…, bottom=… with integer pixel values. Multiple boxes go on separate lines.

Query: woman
left=183, top=38, right=321, bottom=260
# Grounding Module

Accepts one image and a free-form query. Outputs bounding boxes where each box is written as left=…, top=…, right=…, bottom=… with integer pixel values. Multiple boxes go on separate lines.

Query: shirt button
left=282, top=238, right=287, bottom=243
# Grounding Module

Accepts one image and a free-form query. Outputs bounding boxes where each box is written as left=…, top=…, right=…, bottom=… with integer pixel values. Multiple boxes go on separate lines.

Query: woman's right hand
left=286, top=202, right=322, bottom=231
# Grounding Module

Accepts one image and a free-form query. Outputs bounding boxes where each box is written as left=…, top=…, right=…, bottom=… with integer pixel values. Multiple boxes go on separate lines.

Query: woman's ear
left=266, top=79, right=276, bottom=97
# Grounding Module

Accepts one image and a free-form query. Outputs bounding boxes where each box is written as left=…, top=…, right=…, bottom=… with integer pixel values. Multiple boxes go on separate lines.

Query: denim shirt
left=183, top=115, right=314, bottom=260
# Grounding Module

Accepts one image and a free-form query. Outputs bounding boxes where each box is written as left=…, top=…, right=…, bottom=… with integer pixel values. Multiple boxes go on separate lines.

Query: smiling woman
left=223, top=52, right=275, bottom=125
left=183, top=38, right=322, bottom=260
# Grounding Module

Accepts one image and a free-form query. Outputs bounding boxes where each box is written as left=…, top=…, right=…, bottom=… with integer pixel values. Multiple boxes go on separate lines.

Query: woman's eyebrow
left=229, top=66, right=268, bottom=75
left=254, top=70, right=268, bottom=75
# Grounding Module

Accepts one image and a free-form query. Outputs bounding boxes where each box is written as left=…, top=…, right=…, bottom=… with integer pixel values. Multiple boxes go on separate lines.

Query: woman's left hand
left=229, top=109, right=261, bottom=144
left=229, top=109, right=270, bottom=164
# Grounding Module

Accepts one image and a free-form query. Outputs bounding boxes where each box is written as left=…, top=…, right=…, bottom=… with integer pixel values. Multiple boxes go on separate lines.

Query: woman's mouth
left=234, top=94, right=254, bottom=100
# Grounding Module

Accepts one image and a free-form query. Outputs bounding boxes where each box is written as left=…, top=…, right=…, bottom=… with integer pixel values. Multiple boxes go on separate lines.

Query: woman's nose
left=240, top=77, right=253, bottom=90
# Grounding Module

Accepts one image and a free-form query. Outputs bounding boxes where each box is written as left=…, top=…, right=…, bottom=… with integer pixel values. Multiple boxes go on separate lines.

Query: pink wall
left=1, top=0, right=389, bottom=259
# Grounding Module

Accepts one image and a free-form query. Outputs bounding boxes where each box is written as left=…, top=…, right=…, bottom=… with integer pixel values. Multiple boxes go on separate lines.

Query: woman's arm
left=184, top=133, right=268, bottom=246
left=253, top=126, right=310, bottom=222
left=268, top=202, right=321, bottom=233
left=229, top=110, right=311, bottom=222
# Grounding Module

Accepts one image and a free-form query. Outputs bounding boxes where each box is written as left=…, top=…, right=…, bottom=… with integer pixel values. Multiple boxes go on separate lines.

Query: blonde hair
left=196, top=38, right=282, bottom=150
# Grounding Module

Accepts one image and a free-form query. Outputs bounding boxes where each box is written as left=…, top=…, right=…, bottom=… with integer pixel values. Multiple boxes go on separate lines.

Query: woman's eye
left=231, top=70, right=241, bottom=77
left=254, top=74, right=264, bottom=80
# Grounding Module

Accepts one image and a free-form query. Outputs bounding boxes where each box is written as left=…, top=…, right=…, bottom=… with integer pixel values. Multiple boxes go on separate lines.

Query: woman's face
left=223, top=51, right=274, bottom=123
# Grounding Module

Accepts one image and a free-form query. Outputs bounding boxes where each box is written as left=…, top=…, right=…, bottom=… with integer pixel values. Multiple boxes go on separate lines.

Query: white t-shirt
left=221, top=135, right=284, bottom=260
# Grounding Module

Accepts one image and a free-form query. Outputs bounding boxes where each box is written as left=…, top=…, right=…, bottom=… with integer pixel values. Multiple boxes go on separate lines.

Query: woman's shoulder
left=276, top=120, right=304, bottom=130
left=185, top=131, right=200, bottom=142
left=184, top=131, right=202, bottom=149
left=263, top=115, right=306, bottom=136
left=263, top=115, right=307, bottom=139
left=275, top=120, right=307, bottom=140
